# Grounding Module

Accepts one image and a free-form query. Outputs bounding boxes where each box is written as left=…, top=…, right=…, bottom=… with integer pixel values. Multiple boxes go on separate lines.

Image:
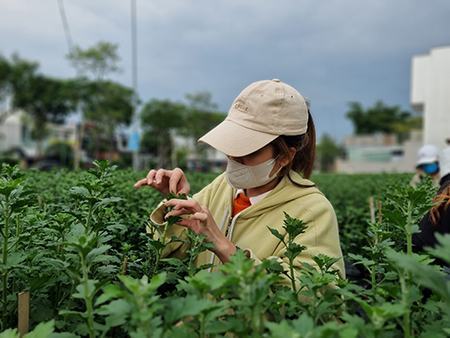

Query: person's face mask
left=422, top=162, right=439, bottom=175
left=225, top=157, right=281, bottom=189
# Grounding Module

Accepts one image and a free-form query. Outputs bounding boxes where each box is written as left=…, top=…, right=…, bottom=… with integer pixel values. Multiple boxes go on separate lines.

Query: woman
left=410, top=144, right=441, bottom=188
left=413, top=144, right=450, bottom=268
left=134, top=79, right=345, bottom=280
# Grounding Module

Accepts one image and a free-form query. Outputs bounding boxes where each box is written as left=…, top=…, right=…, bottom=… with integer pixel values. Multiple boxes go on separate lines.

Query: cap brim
left=198, top=119, right=278, bottom=157
left=417, top=157, right=438, bottom=166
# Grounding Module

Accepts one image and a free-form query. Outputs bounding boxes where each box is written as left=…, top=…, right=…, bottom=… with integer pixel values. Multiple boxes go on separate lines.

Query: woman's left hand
left=164, top=199, right=236, bottom=263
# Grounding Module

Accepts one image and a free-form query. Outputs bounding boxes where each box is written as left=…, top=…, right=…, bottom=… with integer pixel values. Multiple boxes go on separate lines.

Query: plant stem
left=400, top=273, right=411, bottom=338
left=289, top=257, right=297, bottom=294
left=150, top=222, right=170, bottom=276
left=405, top=201, right=413, bottom=256
left=2, top=199, right=10, bottom=324
left=199, top=313, right=205, bottom=338
left=86, top=204, right=93, bottom=233
left=81, top=256, right=95, bottom=338
left=371, top=266, right=377, bottom=294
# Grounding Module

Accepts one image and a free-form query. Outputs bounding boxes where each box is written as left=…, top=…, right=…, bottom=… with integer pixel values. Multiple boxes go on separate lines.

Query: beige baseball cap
left=199, top=79, right=309, bottom=157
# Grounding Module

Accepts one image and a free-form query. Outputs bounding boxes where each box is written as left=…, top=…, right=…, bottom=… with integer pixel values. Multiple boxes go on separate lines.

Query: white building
left=411, top=46, right=450, bottom=149
left=0, top=111, right=77, bottom=157
left=336, top=131, right=422, bottom=173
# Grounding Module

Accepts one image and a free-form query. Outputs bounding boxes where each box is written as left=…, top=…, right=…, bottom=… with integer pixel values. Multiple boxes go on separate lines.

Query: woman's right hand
left=133, top=168, right=190, bottom=196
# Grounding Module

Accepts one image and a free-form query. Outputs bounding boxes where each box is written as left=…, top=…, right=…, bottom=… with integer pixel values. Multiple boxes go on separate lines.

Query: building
left=336, top=131, right=422, bottom=173
left=172, top=132, right=227, bottom=172
left=411, top=46, right=450, bottom=149
left=0, top=110, right=77, bottom=157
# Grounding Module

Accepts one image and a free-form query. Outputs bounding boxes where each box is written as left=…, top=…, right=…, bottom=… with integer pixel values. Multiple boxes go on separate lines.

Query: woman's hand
left=134, top=168, right=190, bottom=196
left=164, top=199, right=237, bottom=263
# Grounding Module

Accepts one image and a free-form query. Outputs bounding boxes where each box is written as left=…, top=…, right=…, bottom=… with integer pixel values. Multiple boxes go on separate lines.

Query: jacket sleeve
left=242, top=196, right=345, bottom=287
left=147, top=183, right=214, bottom=259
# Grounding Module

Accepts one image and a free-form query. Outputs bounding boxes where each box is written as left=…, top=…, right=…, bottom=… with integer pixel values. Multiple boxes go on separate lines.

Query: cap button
left=272, top=78, right=281, bottom=82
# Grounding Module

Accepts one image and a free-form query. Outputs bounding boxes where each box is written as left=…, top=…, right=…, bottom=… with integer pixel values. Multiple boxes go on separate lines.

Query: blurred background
left=0, top=0, right=449, bottom=173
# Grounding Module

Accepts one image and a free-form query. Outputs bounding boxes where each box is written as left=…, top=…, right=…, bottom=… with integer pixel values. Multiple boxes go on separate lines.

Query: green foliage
left=67, top=41, right=120, bottom=80
left=45, top=142, right=74, bottom=168
left=140, top=94, right=225, bottom=168
left=346, top=101, right=421, bottom=141
left=4, top=55, right=78, bottom=151
left=140, top=99, right=186, bottom=167
left=316, top=134, right=343, bottom=172
left=1, top=164, right=450, bottom=337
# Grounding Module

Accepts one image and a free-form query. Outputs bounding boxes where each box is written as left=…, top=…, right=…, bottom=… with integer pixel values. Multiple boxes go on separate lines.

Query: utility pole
left=57, top=0, right=83, bottom=170
left=130, top=0, right=140, bottom=170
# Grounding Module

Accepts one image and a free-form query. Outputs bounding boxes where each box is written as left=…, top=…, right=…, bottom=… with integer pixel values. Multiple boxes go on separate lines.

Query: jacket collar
left=228, top=171, right=319, bottom=219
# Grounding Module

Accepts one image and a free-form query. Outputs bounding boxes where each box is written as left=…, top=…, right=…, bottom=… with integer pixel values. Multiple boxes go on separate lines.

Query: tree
left=67, top=41, right=120, bottom=79
left=140, top=99, right=186, bottom=167
left=346, top=101, right=421, bottom=142
left=182, top=92, right=225, bottom=162
left=77, top=79, right=134, bottom=159
left=316, top=134, right=343, bottom=172
left=3, top=55, right=77, bottom=155
left=0, top=55, right=39, bottom=124
left=0, top=55, right=12, bottom=121
left=66, top=41, right=126, bottom=167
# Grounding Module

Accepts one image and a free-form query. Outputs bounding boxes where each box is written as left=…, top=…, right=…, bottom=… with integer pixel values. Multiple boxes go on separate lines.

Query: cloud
left=1, top=0, right=449, bottom=139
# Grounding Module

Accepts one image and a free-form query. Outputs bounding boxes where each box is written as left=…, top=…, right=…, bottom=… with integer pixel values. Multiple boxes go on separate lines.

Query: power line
left=57, top=0, right=74, bottom=52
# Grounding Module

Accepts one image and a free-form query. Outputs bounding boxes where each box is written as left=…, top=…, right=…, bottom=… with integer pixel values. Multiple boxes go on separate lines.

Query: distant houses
left=337, top=45, right=450, bottom=174
left=0, top=110, right=77, bottom=159
left=336, top=131, right=422, bottom=173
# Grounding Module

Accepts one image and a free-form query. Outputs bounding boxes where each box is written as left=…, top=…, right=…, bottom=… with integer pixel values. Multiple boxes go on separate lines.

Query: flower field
left=0, top=161, right=449, bottom=337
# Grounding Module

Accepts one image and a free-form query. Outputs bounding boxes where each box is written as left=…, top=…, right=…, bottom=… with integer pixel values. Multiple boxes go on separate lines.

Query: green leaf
left=165, top=295, right=216, bottom=323
left=97, top=299, right=131, bottom=328
left=386, top=249, right=450, bottom=304
left=0, top=329, right=19, bottom=338
left=291, top=313, right=314, bottom=335
left=73, top=280, right=99, bottom=299
left=95, top=284, right=123, bottom=306
left=24, top=320, right=55, bottom=338
left=69, top=186, right=91, bottom=199
left=85, top=245, right=111, bottom=263
left=267, top=226, right=285, bottom=242
left=427, top=234, right=450, bottom=264
left=266, top=320, right=299, bottom=338
left=282, top=212, right=308, bottom=239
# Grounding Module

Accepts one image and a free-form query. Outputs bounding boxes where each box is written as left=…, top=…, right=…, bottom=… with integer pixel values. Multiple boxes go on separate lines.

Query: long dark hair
left=271, top=110, right=316, bottom=187
left=430, top=181, right=450, bottom=225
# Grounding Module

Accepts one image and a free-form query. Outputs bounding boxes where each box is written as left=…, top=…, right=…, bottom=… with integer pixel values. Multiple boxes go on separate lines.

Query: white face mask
left=225, top=157, right=281, bottom=189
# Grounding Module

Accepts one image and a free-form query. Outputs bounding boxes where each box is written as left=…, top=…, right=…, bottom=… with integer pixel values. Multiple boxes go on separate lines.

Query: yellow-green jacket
left=149, top=171, right=345, bottom=279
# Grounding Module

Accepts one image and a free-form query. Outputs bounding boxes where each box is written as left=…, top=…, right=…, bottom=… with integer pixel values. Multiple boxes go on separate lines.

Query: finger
left=165, top=199, right=201, bottom=212
left=146, top=169, right=157, bottom=185
left=169, top=169, right=183, bottom=194
left=164, top=208, right=191, bottom=219
left=178, top=184, right=190, bottom=195
left=133, top=178, right=148, bottom=189
left=190, top=212, right=208, bottom=222
left=155, top=169, right=168, bottom=185
left=175, top=219, right=198, bottom=232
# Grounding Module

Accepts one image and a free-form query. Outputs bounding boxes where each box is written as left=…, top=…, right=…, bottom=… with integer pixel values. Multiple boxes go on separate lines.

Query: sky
left=1, top=0, right=450, bottom=141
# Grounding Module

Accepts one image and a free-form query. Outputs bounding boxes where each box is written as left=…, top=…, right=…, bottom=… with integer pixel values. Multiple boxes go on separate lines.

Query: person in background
left=410, top=144, right=440, bottom=187
left=413, top=140, right=450, bottom=268
left=134, top=79, right=345, bottom=284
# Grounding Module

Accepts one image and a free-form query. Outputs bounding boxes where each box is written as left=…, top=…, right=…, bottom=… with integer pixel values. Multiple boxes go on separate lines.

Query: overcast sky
left=1, top=0, right=449, bottom=140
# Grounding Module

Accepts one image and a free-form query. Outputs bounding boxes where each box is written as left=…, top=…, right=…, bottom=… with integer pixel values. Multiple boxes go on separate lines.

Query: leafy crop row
left=0, top=162, right=449, bottom=337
